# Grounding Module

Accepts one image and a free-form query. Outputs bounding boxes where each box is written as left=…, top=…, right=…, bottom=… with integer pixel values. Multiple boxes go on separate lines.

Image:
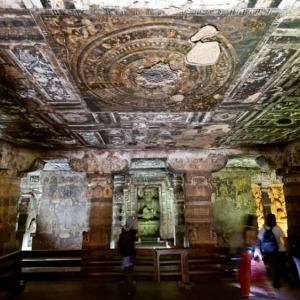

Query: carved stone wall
left=2, top=143, right=300, bottom=254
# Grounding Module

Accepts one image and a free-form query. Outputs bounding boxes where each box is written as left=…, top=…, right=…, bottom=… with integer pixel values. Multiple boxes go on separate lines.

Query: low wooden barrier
left=21, top=248, right=156, bottom=280
left=156, top=247, right=239, bottom=289
left=0, top=247, right=239, bottom=290
left=0, top=251, right=22, bottom=289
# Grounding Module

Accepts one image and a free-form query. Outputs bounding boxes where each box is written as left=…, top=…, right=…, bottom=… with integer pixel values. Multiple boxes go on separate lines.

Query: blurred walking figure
left=118, top=216, right=140, bottom=296
left=238, top=214, right=260, bottom=299
left=251, top=249, right=275, bottom=297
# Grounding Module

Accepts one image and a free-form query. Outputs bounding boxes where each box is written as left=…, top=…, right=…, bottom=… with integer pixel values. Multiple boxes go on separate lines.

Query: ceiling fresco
left=0, top=1, right=300, bottom=150
left=40, top=13, right=275, bottom=112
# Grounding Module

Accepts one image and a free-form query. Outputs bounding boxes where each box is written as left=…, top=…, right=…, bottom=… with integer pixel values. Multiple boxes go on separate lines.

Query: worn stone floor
left=1, top=275, right=299, bottom=300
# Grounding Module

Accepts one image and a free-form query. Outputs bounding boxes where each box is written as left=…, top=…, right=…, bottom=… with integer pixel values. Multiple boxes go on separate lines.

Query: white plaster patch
left=186, top=25, right=220, bottom=66
left=213, top=94, right=223, bottom=100
left=202, top=124, right=231, bottom=134
left=186, top=42, right=220, bottom=65
left=49, top=0, right=65, bottom=9
left=242, top=92, right=261, bottom=103
left=256, top=0, right=273, bottom=8
left=170, top=94, right=185, bottom=102
left=190, top=25, right=219, bottom=42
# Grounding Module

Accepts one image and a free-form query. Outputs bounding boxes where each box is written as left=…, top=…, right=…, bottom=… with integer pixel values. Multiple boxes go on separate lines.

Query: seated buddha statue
left=137, top=188, right=159, bottom=220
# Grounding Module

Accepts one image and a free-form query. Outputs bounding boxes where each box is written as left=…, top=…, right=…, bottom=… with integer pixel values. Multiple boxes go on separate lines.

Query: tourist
left=238, top=214, right=260, bottom=299
left=118, top=216, right=140, bottom=296
left=258, top=213, right=287, bottom=288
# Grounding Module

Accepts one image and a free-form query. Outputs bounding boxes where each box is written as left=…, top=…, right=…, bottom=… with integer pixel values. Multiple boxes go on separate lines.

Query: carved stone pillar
left=185, top=170, right=214, bottom=247
left=261, top=184, right=272, bottom=215
left=0, top=170, right=21, bottom=255
left=282, top=172, right=300, bottom=247
left=268, top=183, right=288, bottom=236
left=252, top=184, right=264, bottom=229
left=171, top=174, right=185, bottom=247
left=251, top=170, right=283, bottom=218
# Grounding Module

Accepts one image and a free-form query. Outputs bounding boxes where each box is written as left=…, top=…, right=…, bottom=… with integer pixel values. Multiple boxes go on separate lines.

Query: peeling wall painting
left=211, top=171, right=255, bottom=246
left=34, top=172, right=88, bottom=249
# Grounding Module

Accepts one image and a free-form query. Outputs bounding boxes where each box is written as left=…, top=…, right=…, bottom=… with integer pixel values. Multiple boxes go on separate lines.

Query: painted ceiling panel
left=39, top=12, right=277, bottom=112
left=0, top=2, right=299, bottom=150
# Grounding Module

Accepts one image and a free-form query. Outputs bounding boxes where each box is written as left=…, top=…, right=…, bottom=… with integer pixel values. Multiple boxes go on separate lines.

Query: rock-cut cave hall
left=1, top=0, right=300, bottom=256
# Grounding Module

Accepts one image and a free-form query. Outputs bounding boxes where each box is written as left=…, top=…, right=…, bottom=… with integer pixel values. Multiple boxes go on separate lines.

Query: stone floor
left=1, top=275, right=299, bottom=300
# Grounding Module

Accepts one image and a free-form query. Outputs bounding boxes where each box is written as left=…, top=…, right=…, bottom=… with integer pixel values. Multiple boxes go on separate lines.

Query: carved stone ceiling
left=0, top=0, right=300, bottom=150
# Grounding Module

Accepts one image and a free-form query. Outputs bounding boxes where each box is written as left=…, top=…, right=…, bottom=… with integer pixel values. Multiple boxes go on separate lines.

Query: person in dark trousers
left=118, top=216, right=140, bottom=296
left=258, top=213, right=287, bottom=288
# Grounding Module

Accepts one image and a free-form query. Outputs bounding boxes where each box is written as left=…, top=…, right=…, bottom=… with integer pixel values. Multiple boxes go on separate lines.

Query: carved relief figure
left=137, top=188, right=159, bottom=220
left=268, top=184, right=287, bottom=221
left=252, top=184, right=264, bottom=229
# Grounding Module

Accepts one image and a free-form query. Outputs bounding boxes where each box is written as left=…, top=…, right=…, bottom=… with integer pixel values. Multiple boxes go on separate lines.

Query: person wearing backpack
left=118, top=216, right=140, bottom=296
left=258, top=213, right=287, bottom=288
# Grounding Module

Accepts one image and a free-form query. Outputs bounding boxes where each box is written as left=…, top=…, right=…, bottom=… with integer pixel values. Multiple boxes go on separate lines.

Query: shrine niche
left=111, top=158, right=185, bottom=247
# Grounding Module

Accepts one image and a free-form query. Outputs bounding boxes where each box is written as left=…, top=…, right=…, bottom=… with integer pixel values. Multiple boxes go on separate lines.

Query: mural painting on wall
left=211, top=175, right=255, bottom=246
left=34, top=173, right=88, bottom=249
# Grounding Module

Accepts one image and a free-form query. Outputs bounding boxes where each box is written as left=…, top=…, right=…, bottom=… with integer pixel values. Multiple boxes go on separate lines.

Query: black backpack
left=118, top=231, right=134, bottom=257
left=261, top=226, right=278, bottom=253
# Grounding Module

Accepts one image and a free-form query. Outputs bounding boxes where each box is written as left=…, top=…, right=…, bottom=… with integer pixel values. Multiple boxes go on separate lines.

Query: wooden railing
left=0, top=251, right=22, bottom=289
left=0, top=247, right=239, bottom=290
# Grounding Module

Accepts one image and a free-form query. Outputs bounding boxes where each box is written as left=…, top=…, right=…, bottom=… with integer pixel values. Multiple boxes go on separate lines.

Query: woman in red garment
left=238, top=214, right=259, bottom=299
